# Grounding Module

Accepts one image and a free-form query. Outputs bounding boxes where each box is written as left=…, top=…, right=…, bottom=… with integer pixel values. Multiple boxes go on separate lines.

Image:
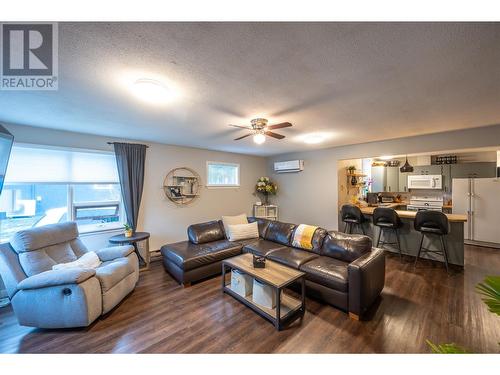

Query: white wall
left=267, top=124, right=500, bottom=231
left=2, top=123, right=267, bottom=251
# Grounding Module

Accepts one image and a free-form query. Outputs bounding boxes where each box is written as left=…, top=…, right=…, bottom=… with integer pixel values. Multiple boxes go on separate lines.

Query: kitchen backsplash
left=378, top=190, right=452, bottom=204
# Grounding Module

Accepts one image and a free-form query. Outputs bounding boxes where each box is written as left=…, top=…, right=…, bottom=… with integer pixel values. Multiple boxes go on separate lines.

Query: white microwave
left=407, top=174, right=443, bottom=190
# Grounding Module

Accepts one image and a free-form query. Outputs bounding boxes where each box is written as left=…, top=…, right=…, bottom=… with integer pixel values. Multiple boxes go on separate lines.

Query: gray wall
left=266, top=124, right=500, bottom=230
left=2, top=123, right=267, bottom=250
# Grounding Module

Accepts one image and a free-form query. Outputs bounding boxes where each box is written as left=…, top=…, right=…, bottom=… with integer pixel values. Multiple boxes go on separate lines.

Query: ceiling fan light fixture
left=253, top=133, right=266, bottom=144
left=230, top=118, right=291, bottom=143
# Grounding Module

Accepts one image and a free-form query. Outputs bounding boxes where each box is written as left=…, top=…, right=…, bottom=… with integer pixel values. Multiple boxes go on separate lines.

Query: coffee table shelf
left=224, top=285, right=302, bottom=319
left=222, top=253, right=306, bottom=330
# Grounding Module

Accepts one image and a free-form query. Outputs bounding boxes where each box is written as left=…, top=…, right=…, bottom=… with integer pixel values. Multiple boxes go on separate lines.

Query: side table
left=109, top=232, right=151, bottom=271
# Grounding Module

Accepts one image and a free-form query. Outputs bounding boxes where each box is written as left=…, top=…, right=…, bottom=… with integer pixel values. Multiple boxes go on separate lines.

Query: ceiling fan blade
left=265, top=131, right=285, bottom=140
left=229, top=124, right=252, bottom=129
left=234, top=133, right=252, bottom=140
left=267, top=122, right=292, bottom=130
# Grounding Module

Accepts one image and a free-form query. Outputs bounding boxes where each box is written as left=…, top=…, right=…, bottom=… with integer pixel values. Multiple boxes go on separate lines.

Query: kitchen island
left=341, top=204, right=467, bottom=267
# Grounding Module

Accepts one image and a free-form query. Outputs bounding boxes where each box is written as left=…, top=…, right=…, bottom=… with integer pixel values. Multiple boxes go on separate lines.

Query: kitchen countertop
left=358, top=204, right=467, bottom=222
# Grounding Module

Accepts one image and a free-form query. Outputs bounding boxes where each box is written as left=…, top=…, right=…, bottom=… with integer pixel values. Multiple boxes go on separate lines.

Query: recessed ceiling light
left=303, top=133, right=326, bottom=144
left=253, top=133, right=266, bottom=144
left=131, top=79, right=174, bottom=105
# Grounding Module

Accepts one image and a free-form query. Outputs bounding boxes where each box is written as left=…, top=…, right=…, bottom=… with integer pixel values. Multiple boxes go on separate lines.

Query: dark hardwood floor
left=1, top=244, right=499, bottom=353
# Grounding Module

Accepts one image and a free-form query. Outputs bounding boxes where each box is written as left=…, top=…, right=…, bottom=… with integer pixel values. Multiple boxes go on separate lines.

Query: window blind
left=5, top=145, right=119, bottom=183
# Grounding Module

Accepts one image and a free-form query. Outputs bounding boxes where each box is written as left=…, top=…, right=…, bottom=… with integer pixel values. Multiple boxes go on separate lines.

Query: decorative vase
left=351, top=176, right=358, bottom=186
left=263, top=193, right=269, bottom=205
left=125, top=229, right=133, bottom=238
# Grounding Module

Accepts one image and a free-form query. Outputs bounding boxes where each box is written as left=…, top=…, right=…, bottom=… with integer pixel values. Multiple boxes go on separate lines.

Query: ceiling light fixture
left=253, top=133, right=266, bottom=145
left=132, top=78, right=174, bottom=105
left=303, top=133, right=326, bottom=144
left=400, top=155, right=414, bottom=173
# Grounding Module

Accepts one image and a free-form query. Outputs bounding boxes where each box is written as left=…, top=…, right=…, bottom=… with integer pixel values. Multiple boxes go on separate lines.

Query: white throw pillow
left=226, top=222, right=259, bottom=242
left=52, top=251, right=102, bottom=270
left=221, top=213, right=248, bottom=235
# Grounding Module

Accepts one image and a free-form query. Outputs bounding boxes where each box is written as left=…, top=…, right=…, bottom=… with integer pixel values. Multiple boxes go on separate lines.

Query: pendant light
left=400, top=155, right=414, bottom=173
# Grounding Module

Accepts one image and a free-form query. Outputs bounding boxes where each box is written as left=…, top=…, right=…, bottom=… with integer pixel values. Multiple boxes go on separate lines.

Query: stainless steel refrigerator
left=452, top=177, right=500, bottom=247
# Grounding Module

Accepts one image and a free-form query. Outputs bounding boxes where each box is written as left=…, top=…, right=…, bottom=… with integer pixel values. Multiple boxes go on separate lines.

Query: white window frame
left=206, top=161, right=240, bottom=188
left=68, top=183, right=125, bottom=234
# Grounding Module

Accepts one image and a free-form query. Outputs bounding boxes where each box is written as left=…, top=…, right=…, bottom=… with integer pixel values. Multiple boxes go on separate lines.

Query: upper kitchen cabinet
left=442, top=164, right=452, bottom=193
left=411, top=165, right=443, bottom=175
left=371, top=166, right=386, bottom=192
left=386, top=166, right=399, bottom=192
left=450, top=162, right=497, bottom=179
left=371, top=165, right=399, bottom=192
left=399, top=172, right=409, bottom=192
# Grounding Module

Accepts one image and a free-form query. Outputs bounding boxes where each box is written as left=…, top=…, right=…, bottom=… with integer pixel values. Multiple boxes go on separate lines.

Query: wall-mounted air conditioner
left=274, top=160, right=304, bottom=173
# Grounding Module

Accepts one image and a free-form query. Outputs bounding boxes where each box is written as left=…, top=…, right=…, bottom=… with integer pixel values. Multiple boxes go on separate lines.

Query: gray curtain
left=113, top=143, right=147, bottom=231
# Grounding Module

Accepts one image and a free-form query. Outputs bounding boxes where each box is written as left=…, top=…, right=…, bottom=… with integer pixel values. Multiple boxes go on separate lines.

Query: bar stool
left=414, top=210, right=450, bottom=272
left=341, top=204, right=366, bottom=235
left=373, top=207, right=403, bottom=259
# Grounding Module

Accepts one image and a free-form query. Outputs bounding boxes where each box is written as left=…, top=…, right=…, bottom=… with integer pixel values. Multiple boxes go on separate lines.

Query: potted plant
left=347, top=165, right=356, bottom=175
left=255, top=177, right=277, bottom=205
left=124, top=223, right=133, bottom=238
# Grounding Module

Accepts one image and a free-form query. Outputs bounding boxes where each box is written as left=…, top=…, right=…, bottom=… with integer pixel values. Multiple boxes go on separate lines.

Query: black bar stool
left=373, top=207, right=403, bottom=259
left=341, top=204, right=366, bottom=235
left=414, top=210, right=450, bottom=272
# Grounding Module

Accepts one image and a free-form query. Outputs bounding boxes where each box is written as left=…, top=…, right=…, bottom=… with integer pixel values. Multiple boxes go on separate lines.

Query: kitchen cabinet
left=371, top=166, right=399, bottom=192
left=450, top=162, right=496, bottom=179
left=442, top=165, right=452, bottom=193
left=371, top=166, right=386, bottom=193
left=411, top=165, right=443, bottom=175
left=399, top=172, right=410, bottom=192
left=386, top=167, right=399, bottom=192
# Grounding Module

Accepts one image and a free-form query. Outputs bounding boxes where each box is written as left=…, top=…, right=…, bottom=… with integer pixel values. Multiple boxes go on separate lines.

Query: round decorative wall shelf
left=163, top=167, right=201, bottom=205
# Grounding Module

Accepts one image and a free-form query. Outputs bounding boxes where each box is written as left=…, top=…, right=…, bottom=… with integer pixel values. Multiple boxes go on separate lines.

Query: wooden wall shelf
left=163, top=167, right=202, bottom=206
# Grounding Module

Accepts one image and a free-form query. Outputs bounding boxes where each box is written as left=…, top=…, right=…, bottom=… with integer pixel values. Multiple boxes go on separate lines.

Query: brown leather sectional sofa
left=161, top=217, right=385, bottom=319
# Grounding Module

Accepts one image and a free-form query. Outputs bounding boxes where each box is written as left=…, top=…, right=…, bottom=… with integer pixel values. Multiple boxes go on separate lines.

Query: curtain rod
left=107, top=142, right=149, bottom=148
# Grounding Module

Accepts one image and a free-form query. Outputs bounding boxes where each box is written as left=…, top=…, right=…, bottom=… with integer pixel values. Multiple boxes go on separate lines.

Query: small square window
left=206, top=162, right=240, bottom=187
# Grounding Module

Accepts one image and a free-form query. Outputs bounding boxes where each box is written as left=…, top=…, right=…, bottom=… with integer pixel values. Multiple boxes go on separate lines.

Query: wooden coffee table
left=222, top=253, right=306, bottom=331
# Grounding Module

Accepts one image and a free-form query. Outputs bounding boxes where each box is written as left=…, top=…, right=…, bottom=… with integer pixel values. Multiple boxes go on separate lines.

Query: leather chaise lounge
left=161, top=217, right=385, bottom=319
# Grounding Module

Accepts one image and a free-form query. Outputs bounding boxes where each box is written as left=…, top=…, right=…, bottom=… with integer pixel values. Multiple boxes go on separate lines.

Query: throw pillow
left=226, top=222, right=259, bottom=242
left=221, top=213, right=248, bottom=236
left=291, top=224, right=319, bottom=250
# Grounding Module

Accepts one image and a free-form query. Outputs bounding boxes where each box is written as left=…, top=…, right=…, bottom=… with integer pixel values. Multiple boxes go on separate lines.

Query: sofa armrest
left=95, top=245, right=134, bottom=261
left=347, top=248, right=385, bottom=318
left=17, top=268, right=96, bottom=291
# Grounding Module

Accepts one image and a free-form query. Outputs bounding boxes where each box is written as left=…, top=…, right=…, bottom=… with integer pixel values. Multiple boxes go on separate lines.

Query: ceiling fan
left=229, top=118, right=292, bottom=144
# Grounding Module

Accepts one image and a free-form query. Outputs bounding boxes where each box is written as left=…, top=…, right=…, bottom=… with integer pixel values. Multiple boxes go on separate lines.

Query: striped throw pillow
left=226, top=222, right=259, bottom=242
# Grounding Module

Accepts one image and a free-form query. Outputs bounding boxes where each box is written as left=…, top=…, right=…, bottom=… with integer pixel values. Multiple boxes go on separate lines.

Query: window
left=0, top=145, right=123, bottom=243
left=206, top=161, right=240, bottom=187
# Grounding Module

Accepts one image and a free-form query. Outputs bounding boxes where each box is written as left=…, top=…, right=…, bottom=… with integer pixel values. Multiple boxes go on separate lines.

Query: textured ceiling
left=1, top=22, right=500, bottom=156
